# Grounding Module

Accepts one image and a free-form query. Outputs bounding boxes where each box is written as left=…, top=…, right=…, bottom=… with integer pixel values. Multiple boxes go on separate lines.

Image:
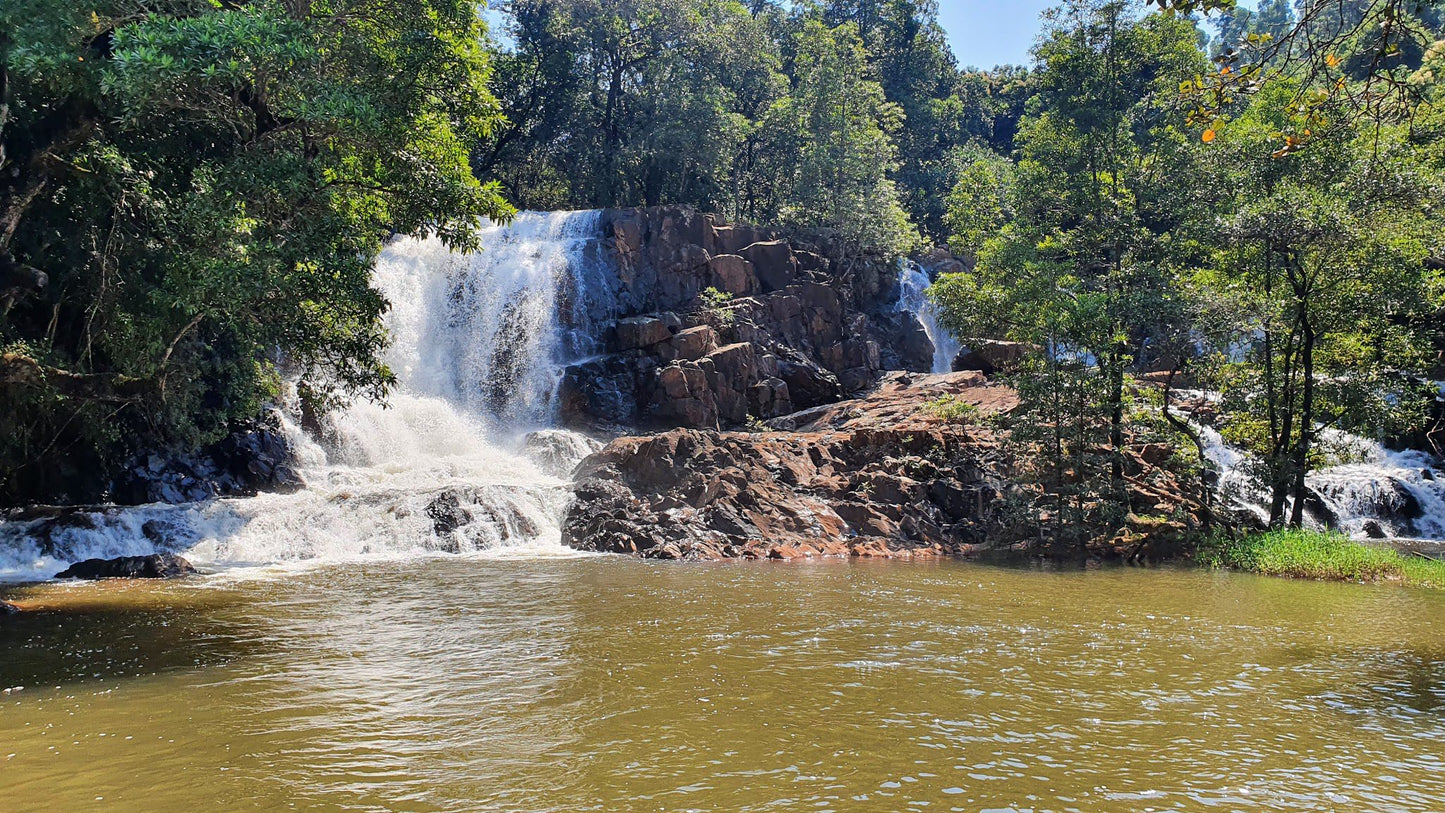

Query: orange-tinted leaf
left=1202, top=129, right=1216, bottom=143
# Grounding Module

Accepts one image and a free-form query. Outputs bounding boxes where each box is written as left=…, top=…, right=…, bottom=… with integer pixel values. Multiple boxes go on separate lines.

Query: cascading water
left=1193, top=398, right=1445, bottom=542
left=897, top=260, right=961, bottom=374
left=0, top=212, right=612, bottom=580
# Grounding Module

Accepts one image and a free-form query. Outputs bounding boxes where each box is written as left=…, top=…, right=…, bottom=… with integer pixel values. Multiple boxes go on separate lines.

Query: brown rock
left=616, top=316, right=673, bottom=351
left=740, top=240, right=798, bottom=292
left=709, top=254, right=758, bottom=295
left=953, top=340, right=1035, bottom=376
left=669, top=325, right=717, bottom=361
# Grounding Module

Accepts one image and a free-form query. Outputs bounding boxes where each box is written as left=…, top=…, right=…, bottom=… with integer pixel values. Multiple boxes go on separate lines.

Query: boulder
left=56, top=554, right=196, bottom=580
left=709, top=254, right=758, bottom=295
left=615, top=316, right=673, bottom=351
left=0, top=601, right=19, bottom=616
left=669, top=325, right=717, bottom=361
left=779, top=357, right=843, bottom=410
left=953, top=340, right=1034, bottom=376
left=740, top=240, right=798, bottom=292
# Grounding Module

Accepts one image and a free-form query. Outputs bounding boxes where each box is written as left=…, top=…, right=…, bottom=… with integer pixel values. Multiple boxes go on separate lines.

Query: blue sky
left=937, top=0, right=1056, bottom=69
left=937, top=0, right=1256, bottom=69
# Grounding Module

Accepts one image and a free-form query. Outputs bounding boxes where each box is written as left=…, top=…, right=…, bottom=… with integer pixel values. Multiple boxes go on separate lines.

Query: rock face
left=55, top=554, right=196, bottom=580
left=564, top=372, right=1017, bottom=559
left=952, top=340, right=1034, bottom=376
left=557, top=206, right=936, bottom=431
left=109, top=410, right=302, bottom=505
left=564, top=371, right=1213, bottom=561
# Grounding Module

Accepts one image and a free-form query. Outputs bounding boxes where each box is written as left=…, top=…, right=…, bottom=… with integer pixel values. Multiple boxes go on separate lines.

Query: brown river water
left=2, top=557, right=1443, bottom=812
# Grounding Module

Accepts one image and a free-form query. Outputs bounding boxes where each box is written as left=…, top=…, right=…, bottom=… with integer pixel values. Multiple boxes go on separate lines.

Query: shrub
left=921, top=394, right=979, bottom=424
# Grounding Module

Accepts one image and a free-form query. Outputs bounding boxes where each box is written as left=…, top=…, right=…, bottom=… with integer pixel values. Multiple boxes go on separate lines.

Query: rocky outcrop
left=952, top=340, right=1034, bottom=376
left=557, top=206, right=936, bottom=431
left=109, top=410, right=302, bottom=505
left=0, top=601, right=19, bottom=616
left=56, top=554, right=196, bottom=580
left=564, top=371, right=1212, bottom=561
left=563, top=372, right=1012, bottom=559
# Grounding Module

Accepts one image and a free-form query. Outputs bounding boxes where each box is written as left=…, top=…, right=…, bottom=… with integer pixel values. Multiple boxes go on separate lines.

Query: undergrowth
left=1198, top=529, right=1445, bottom=589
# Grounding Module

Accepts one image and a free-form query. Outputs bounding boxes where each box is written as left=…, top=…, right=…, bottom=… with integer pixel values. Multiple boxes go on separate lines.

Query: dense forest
left=1, top=0, right=1443, bottom=540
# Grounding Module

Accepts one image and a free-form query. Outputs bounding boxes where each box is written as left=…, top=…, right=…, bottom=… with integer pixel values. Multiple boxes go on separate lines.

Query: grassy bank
left=1199, top=529, right=1445, bottom=589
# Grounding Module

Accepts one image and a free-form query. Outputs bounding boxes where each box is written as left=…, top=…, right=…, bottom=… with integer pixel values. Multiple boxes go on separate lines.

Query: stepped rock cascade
left=0, top=212, right=610, bottom=580
left=896, top=259, right=960, bottom=375
left=1199, top=415, right=1445, bottom=542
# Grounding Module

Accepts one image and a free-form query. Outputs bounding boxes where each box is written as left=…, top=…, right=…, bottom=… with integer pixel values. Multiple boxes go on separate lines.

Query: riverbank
left=1200, top=528, right=1445, bottom=589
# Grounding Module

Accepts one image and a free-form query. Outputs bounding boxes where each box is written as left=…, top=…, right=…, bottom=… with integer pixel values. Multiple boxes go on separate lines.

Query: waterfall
left=0, top=212, right=610, bottom=580
left=1195, top=406, right=1445, bottom=542
left=897, top=260, right=961, bottom=374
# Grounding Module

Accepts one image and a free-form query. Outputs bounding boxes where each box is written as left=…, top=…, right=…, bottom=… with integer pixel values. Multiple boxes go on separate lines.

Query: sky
left=937, top=0, right=1056, bottom=69
left=936, top=0, right=1258, bottom=70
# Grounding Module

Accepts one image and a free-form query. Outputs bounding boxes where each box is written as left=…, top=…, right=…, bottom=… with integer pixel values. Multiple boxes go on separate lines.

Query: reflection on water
left=3, top=559, right=1445, bottom=812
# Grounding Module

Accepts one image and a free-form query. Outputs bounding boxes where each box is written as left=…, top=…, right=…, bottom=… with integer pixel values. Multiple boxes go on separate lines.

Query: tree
left=480, top=0, right=784, bottom=213
left=0, top=0, right=511, bottom=503
left=932, top=0, right=1209, bottom=547
left=765, top=18, right=919, bottom=252
left=1196, top=81, right=1440, bottom=527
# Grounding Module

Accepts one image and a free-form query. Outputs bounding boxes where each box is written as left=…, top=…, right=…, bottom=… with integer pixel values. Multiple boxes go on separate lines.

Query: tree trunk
left=1289, top=303, right=1316, bottom=528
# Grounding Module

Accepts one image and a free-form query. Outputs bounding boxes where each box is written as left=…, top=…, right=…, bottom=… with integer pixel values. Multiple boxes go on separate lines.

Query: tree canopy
left=0, top=0, right=512, bottom=502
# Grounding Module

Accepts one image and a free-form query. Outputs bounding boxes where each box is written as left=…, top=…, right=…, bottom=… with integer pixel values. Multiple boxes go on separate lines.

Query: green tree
left=1197, top=81, right=1440, bottom=527
left=766, top=18, right=919, bottom=252
left=0, top=0, right=511, bottom=503
left=932, top=0, right=1208, bottom=547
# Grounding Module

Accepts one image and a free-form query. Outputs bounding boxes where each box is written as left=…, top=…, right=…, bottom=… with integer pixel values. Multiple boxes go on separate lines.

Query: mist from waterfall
left=0, top=212, right=611, bottom=580
left=897, top=260, right=960, bottom=374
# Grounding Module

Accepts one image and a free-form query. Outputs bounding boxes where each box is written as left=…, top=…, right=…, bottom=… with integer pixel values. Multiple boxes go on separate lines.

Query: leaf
left=1202, top=129, right=1216, bottom=143
left=1325, top=53, right=1341, bottom=68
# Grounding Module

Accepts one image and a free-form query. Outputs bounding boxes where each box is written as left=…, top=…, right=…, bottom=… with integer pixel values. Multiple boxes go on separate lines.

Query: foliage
left=932, top=0, right=1210, bottom=547
left=1199, top=528, right=1445, bottom=588
left=698, top=286, right=738, bottom=327
left=484, top=0, right=976, bottom=249
left=0, top=0, right=511, bottom=503
left=932, top=0, right=1445, bottom=545
left=920, top=394, right=979, bottom=423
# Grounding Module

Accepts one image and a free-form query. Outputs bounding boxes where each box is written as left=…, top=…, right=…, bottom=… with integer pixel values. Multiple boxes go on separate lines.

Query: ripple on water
left=1, top=559, right=1444, bottom=813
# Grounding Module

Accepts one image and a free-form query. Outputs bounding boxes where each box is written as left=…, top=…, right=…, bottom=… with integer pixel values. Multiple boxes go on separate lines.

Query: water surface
left=2, top=559, right=1443, bottom=812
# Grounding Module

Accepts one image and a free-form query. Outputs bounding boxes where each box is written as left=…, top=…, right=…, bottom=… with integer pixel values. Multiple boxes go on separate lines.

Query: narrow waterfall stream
left=0, top=212, right=611, bottom=580
left=897, top=259, right=960, bottom=374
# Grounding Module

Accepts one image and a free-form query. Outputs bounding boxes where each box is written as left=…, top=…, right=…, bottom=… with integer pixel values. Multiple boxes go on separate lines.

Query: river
left=3, top=558, right=1444, bottom=812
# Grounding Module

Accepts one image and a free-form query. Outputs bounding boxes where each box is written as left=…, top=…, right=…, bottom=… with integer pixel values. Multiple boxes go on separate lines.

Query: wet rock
left=523, top=430, right=605, bottom=479
left=1363, top=519, right=1389, bottom=539
left=426, top=490, right=469, bottom=541
left=109, top=410, right=301, bottom=506
left=56, top=554, right=196, bottom=580
left=0, top=601, right=19, bottom=616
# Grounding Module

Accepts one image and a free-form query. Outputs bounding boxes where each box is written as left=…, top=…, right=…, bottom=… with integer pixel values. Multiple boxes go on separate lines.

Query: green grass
left=1199, top=528, right=1445, bottom=589
left=920, top=394, right=979, bottom=424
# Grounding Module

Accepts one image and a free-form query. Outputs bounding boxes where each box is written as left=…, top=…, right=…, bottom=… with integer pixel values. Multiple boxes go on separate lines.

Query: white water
left=0, top=212, right=611, bottom=581
left=1195, top=404, right=1445, bottom=541
left=897, top=260, right=960, bottom=374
